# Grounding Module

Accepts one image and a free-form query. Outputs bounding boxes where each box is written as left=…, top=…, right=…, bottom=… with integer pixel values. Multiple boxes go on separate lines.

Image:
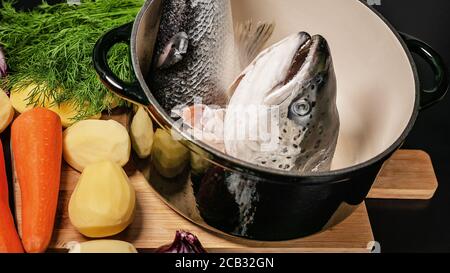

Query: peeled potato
left=49, top=101, right=102, bottom=128
left=152, top=129, right=189, bottom=178
left=67, top=240, right=138, bottom=253
left=10, top=82, right=101, bottom=127
left=63, top=119, right=131, bottom=172
left=9, top=82, right=42, bottom=113
left=190, top=149, right=211, bottom=175
left=0, top=89, right=14, bottom=134
left=68, top=161, right=136, bottom=238
left=130, top=106, right=154, bottom=159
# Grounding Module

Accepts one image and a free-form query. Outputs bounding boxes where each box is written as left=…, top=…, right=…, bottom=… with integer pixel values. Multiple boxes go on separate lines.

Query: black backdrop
left=369, top=0, right=450, bottom=253
left=2, top=0, right=450, bottom=252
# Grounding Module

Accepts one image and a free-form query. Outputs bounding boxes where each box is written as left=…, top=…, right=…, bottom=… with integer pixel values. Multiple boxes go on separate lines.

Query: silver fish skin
left=224, top=32, right=340, bottom=173
left=149, top=0, right=235, bottom=113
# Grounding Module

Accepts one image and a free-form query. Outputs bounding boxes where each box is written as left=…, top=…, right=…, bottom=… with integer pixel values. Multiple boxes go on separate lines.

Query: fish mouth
left=282, top=32, right=312, bottom=85
left=287, top=33, right=331, bottom=82
left=263, top=33, right=331, bottom=106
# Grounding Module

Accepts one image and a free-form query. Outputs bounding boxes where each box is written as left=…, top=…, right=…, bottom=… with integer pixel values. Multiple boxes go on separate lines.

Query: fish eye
left=292, top=99, right=311, bottom=116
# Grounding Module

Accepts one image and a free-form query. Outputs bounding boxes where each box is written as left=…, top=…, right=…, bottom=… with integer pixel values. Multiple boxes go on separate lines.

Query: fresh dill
left=0, top=0, right=144, bottom=119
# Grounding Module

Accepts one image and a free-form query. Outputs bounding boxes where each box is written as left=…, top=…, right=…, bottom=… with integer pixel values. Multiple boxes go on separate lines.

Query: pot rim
left=130, top=0, right=420, bottom=183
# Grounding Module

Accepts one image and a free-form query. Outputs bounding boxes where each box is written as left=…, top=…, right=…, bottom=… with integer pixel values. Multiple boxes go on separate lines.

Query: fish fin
left=235, top=20, right=275, bottom=69
left=156, top=32, right=189, bottom=69
left=226, top=74, right=246, bottom=99
left=226, top=21, right=274, bottom=99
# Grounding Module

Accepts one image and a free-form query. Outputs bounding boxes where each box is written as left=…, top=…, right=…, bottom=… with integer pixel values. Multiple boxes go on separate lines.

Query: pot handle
left=93, top=23, right=149, bottom=105
left=400, top=32, right=448, bottom=110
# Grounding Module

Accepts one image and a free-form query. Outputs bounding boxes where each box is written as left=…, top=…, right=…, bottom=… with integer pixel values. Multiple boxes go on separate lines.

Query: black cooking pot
left=93, top=0, right=448, bottom=240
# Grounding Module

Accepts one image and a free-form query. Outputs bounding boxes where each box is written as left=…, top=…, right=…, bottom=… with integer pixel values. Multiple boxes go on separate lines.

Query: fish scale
left=149, top=0, right=234, bottom=112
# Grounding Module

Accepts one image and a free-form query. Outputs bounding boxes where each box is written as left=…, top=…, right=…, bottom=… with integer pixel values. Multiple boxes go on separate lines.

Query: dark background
left=1, top=0, right=449, bottom=252
left=368, top=0, right=450, bottom=253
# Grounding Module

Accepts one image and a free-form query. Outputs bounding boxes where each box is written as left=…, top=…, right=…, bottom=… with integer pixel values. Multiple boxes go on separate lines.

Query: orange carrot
left=11, top=108, right=62, bottom=253
left=0, top=139, right=24, bottom=253
left=0, top=140, right=9, bottom=202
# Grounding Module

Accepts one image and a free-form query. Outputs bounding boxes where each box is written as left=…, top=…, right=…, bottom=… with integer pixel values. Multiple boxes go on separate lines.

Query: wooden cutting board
left=12, top=149, right=437, bottom=253
left=13, top=164, right=373, bottom=253
left=11, top=111, right=438, bottom=253
left=368, top=150, right=438, bottom=200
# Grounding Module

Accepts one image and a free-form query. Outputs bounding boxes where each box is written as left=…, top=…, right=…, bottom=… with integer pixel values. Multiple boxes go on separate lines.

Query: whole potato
left=63, top=119, right=131, bottom=172
left=0, top=89, right=14, bottom=134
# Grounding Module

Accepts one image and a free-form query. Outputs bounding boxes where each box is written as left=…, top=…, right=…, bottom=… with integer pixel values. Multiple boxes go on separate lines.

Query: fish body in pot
left=149, top=0, right=236, bottom=112
left=224, top=32, right=340, bottom=173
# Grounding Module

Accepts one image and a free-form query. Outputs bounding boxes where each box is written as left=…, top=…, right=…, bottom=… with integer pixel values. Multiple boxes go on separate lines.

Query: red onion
left=155, top=231, right=207, bottom=253
left=0, top=46, right=6, bottom=78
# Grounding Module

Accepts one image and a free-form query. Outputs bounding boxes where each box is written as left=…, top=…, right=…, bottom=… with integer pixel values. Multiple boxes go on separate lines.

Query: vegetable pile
left=1, top=90, right=206, bottom=253
left=0, top=0, right=143, bottom=120
left=0, top=0, right=209, bottom=254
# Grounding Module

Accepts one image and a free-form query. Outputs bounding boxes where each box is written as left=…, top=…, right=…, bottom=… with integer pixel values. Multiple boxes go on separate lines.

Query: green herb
left=0, top=0, right=144, bottom=119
